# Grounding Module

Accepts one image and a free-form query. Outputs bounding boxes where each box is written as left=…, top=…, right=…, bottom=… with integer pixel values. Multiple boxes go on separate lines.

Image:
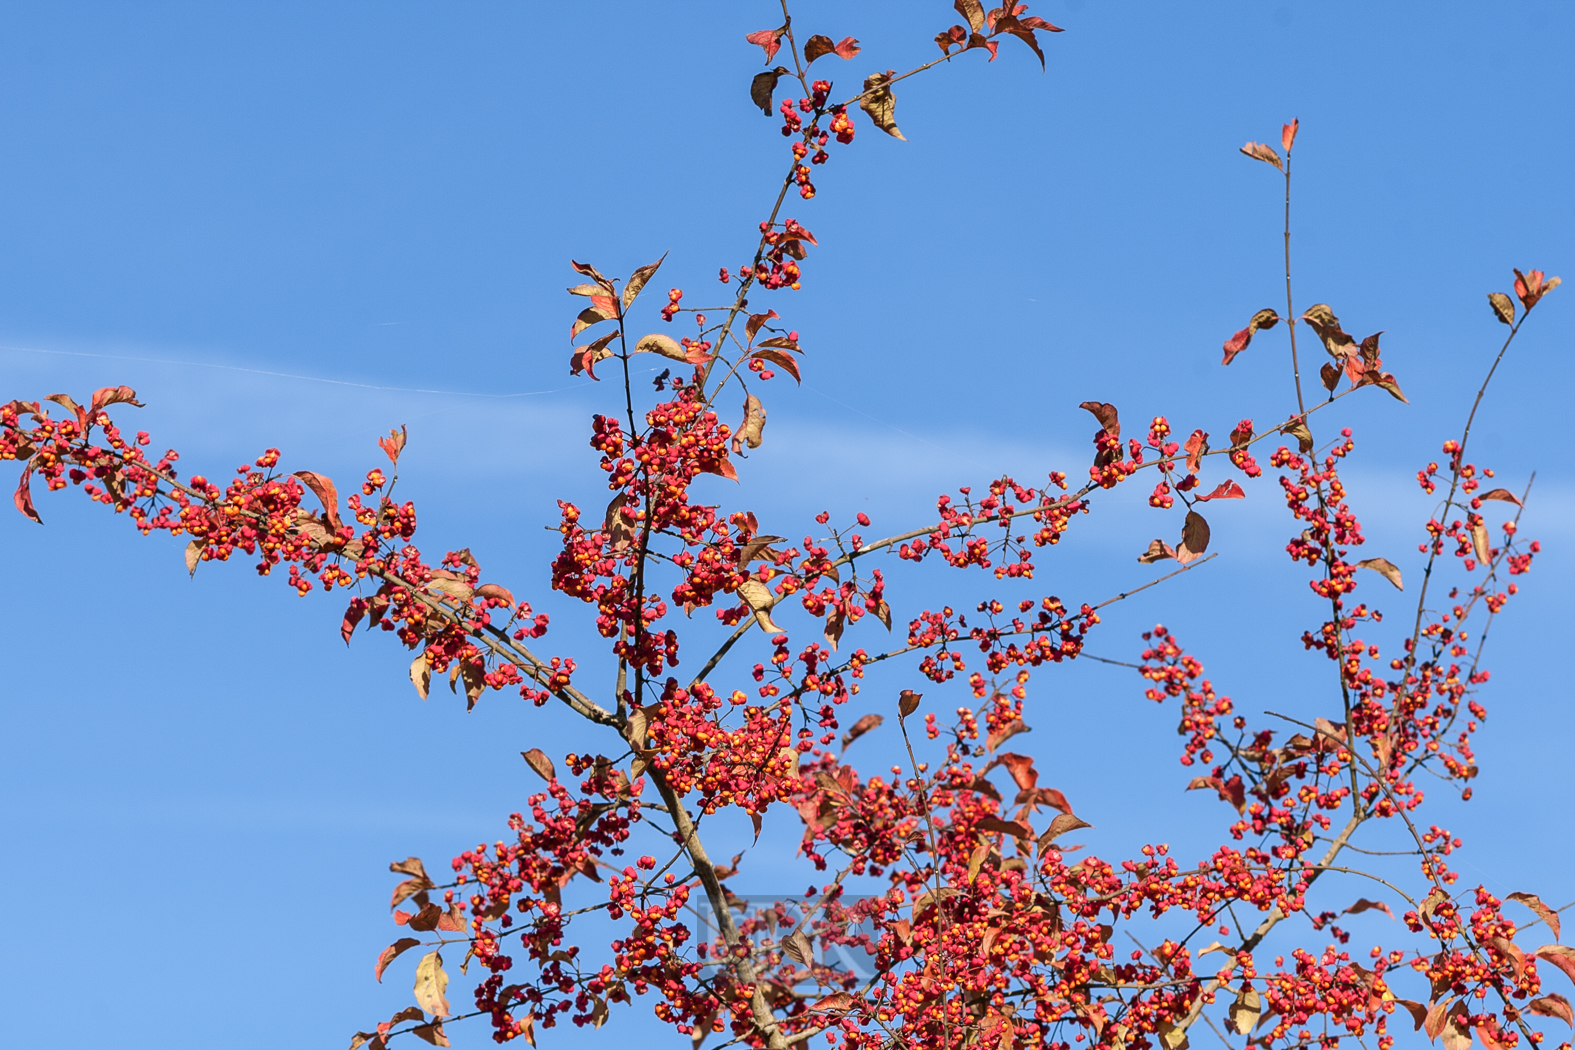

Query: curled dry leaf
left=1221, top=307, right=1280, bottom=366
left=823, top=606, right=844, bottom=650
left=1280, top=416, right=1314, bottom=453
left=185, top=538, right=202, bottom=577
left=1301, top=303, right=1357, bottom=361
left=1176, top=510, right=1210, bottom=564
left=376, top=938, right=422, bottom=983
left=1507, top=892, right=1560, bottom=941
left=751, top=67, right=791, bottom=117
left=1077, top=400, right=1120, bottom=440
left=1228, top=987, right=1263, bottom=1035
left=975, top=815, right=1032, bottom=840
left=1477, top=488, right=1523, bottom=506
left=1440, top=1000, right=1471, bottom=1050
left=782, top=929, right=815, bottom=966
left=378, top=424, right=408, bottom=466
left=954, top=0, right=986, bottom=33
left=732, top=395, right=766, bottom=454
left=1353, top=557, right=1403, bottom=591
left=897, top=689, right=922, bottom=718
left=859, top=71, right=906, bottom=140
left=1343, top=898, right=1395, bottom=919
left=1183, top=429, right=1209, bottom=473
left=1470, top=519, right=1492, bottom=564
left=413, top=950, right=451, bottom=1018
left=1137, top=538, right=1176, bottom=564
left=1356, top=368, right=1409, bottom=404
left=810, top=992, right=856, bottom=1013
left=409, top=654, right=431, bottom=701
left=412, top=1022, right=450, bottom=1048
left=1513, top=268, right=1561, bottom=311
left=737, top=578, right=784, bottom=633
left=571, top=303, right=618, bottom=341
left=750, top=348, right=801, bottom=383
left=293, top=470, right=343, bottom=531
left=1240, top=141, right=1283, bottom=170
left=1320, top=362, right=1342, bottom=392
left=390, top=857, right=430, bottom=880
left=1037, top=813, right=1092, bottom=853
left=841, top=713, right=883, bottom=749
left=1195, top=480, right=1245, bottom=502
left=634, top=333, right=689, bottom=363
left=804, top=35, right=860, bottom=64
left=570, top=332, right=620, bottom=380
left=13, top=468, right=41, bottom=524
left=604, top=492, right=633, bottom=550
left=522, top=747, right=556, bottom=782
left=1529, top=993, right=1575, bottom=1026
left=622, top=254, right=666, bottom=311
left=744, top=309, right=778, bottom=342
left=475, top=583, right=515, bottom=606
left=1487, top=291, right=1516, bottom=326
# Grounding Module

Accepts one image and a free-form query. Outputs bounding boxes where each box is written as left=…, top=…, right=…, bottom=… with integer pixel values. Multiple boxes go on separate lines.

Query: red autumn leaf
left=1529, top=993, right=1574, bottom=1026
left=341, top=598, right=368, bottom=645
left=1281, top=118, right=1300, bottom=152
left=803, top=35, right=860, bottom=64
left=975, top=815, right=1033, bottom=839
left=1195, top=480, right=1245, bottom=502
left=750, top=348, right=801, bottom=383
left=475, top=583, right=515, bottom=606
left=1016, top=786, right=1073, bottom=815
left=745, top=25, right=786, bottom=63
left=1221, top=308, right=1280, bottom=365
left=89, top=385, right=144, bottom=414
left=986, top=717, right=1029, bottom=752
left=1183, top=429, right=1209, bottom=473
left=378, top=425, right=408, bottom=466
left=810, top=992, right=855, bottom=1013
left=1507, top=892, right=1561, bottom=941
left=570, top=332, right=620, bottom=380
left=745, top=309, right=778, bottom=342
left=1513, top=268, right=1561, bottom=311
left=13, top=468, right=41, bottom=524
left=293, top=471, right=343, bottom=531
left=991, top=752, right=1038, bottom=790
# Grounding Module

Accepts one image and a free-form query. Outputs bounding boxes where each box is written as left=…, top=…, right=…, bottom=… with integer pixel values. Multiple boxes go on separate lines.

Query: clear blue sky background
left=1, top=2, right=1571, bottom=1046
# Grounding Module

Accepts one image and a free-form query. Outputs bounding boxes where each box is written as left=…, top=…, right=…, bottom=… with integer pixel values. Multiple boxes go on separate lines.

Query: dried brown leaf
left=1487, top=291, right=1516, bottom=326
left=623, top=254, right=666, bottom=311
left=1354, top=557, right=1403, bottom=591
left=737, top=579, right=784, bottom=633
left=1177, top=510, right=1210, bottom=564
left=1183, top=429, right=1209, bottom=473
left=1239, top=141, right=1283, bottom=170
left=783, top=929, right=815, bottom=966
left=185, top=539, right=202, bottom=577
left=522, top=747, right=556, bottom=782
left=858, top=71, right=906, bottom=140
left=1227, top=987, right=1263, bottom=1035
left=1344, top=898, right=1394, bottom=919
left=1471, top=519, right=1492, bottom=564
left=1280, top=417, right=1314, bottom=453
left=732, top=395, right=766, bottom=455
left=841, top=713, right=883, bottom=750
left=750, top=348, right=801, bottom=383
left=954, top=0, right=986, bottom=33
left=1137, top=538, right=1177, bottom=564
left=898, top=689, right=922, bottom=718
left=1221, top=308, right=1280, bottom=366
left=1037, top=813, right=1092, bottom=852
left=409, top=654, right=431, bottom=701
left=1529, top=993, right=1574, bottom=1026
left=987, top=718, right=1029, bottom=752
left=376, top=938, right=422, bottom=983
left=1078, top=400, right=1121, bottom=441
left=751, top=67, right=791, bottom=116
left=1478, top=488, right=1523, bottom=506
left=1507, top=892, right=1560, bottom=941
left=413, top=950, right=451, bottom=1018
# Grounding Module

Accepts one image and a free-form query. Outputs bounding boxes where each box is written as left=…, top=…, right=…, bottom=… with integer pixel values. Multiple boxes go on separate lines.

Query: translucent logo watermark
left=694, top=893, right=882, bottom=980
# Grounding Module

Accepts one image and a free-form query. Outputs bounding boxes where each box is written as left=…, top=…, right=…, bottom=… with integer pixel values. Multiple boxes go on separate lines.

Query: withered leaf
left=732, top=395, right=766, bottom=455
left=823, top=606, right=844, bottom=651
left=754, top=335, right=800, bottom=351
left=897, top=689, right=922, bottom=718
left=89, top=384, right=144, bottom=414
left=810, top=992, right=855, bottom=1013
left=623, top=254, right=666, bottom=311
left=1037, top=813, right=1092, bottom=852
left=1507, top=892, right=1559, bottom=940
left=379, top=425, right=408, bottom=466
left=750, top=348, right=801, bottom=383
left=293, top=471, right=343, bottom=531
left=1239, top=141, right=1283, bottom=170
left=804, top=35, right=860, bottom=64
left=1481, top=290, right=1516, bottom=328
left=569, top=332, right=620, bottom=380
left=390, top=876, right=433, bottom=910
left=1353, top=557, right=1403, bottom=591
left=1440, top=1000, right=1471, bottom=1050
left=570, top=303, right=617, bottom=341
left=841, top=713, right=883, bottom=749
left=570, top=259, right=612, bottom=287
left=412, top=1021, right=450, bottom=1047
left=1138, top=538, right=1177, bottom=564
left=633, top=333, right=688, bottom=363
left=976, top=815, right=1032, bottom=840
left=1183, top=429, right=1209, bottom=473
left=409, top=654, right=431, bottom=701
left=1221, top=307, right=1280, bottom=366
left=522, top=747, right=556, bottom=782
left=1320, top=362, right=1341, bottom=392
left=413, top=950, right=451, bottom=1018
left=408, top=902, right=444, bottom=932
left=745, top=309, right=778, bottom=342
left=737, top=579, right=784, bottom=634
left=567, top=283, right=608, bottom=297
left=1195, top=480, right=1245, bottom=502
left=1470, top=519, right=1492, bottom=564
left=376, top=938, right=422, bottom=983
left=1177, top=510, right=1210, bottom=564
left=1392, top=999, right=1428, bottom=1032
left=1478, top=488, right=1523, bottom=506
left=185, top=539, right=202, bottom=577
left=1343, top=898, right=1394, bottom=919
left=986, top=718, right=1029, bottom=752
left=751, top=67, right=791, bottom=117
left=1529, top=994, right=1574, bottom=1026
left=1280, top=417, right=1314, bottom=453
left=1356, top=368, right=1408, bottom=403
left=1227, top=987, right=1263, bottom=1035
left=1078, top=400, right=1120, bottom=440
left=1535, top=945, right=1575, bottom=985
left=604, top=492, right=633, bottom=550
left=858, top=72, right=906, bottom=140
left=475, top=583, right=515, bottom=607
left=954, top=0, right=986, bottom=33
left=782, top=929, right=815, bottom=966
left=391, top=857, right=429, bottom=880
left=1302, top=304, right=1356, bottom=359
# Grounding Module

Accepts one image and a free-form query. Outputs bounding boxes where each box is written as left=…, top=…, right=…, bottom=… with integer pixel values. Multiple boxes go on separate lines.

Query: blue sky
left=1, top=1, right=1571, bottom=1046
